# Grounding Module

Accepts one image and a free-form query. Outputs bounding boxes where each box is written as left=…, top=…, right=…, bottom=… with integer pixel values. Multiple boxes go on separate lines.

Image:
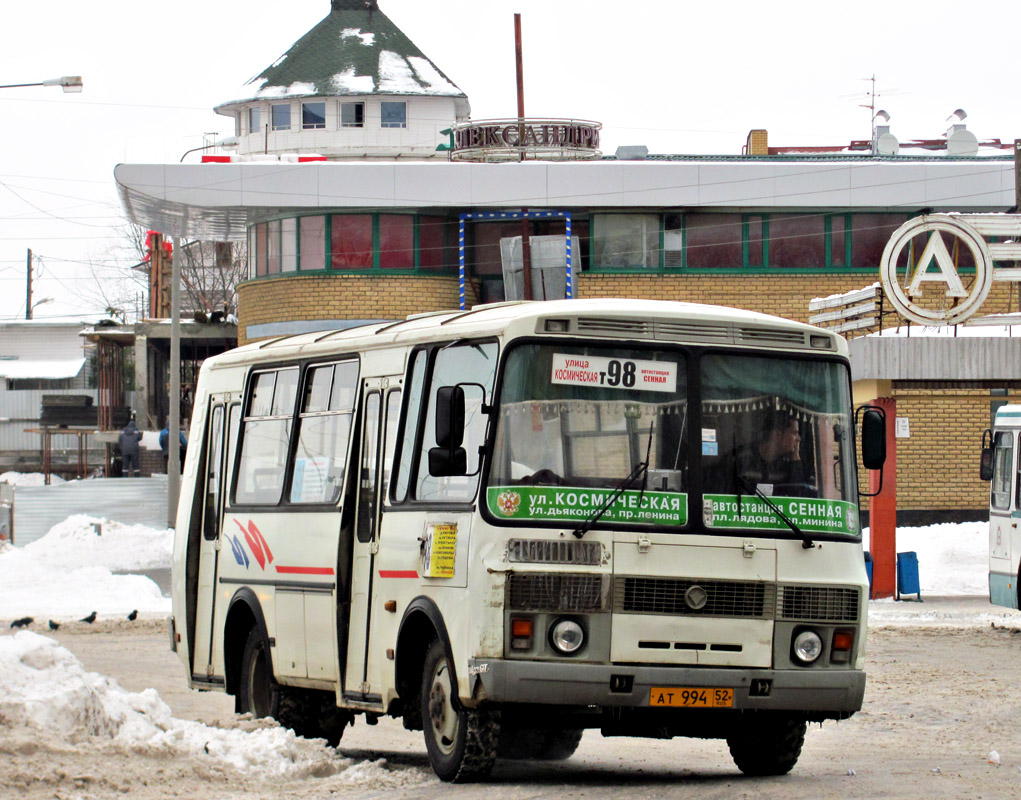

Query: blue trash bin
left=863, top=551, right=873, bottom=599
left=896, top=551, right=921, bottom=601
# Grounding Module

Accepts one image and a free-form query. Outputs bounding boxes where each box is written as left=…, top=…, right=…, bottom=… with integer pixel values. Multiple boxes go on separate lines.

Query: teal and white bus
left=981, top=404, right=1021, bottom=609
left=170, top=298, right=885, bottom=782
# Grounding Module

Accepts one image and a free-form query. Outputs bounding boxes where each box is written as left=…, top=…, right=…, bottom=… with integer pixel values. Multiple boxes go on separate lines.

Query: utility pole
left=168, top=236, right=181, bottom=528
left=514, top=13, right=533, bottom=301
left=25, top=249, right=32, bottom=320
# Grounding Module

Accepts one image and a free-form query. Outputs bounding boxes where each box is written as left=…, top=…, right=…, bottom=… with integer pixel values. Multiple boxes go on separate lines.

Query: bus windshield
left=487, top=343, right=859, bottom=538
left=488, top=343, right=689, bottom=527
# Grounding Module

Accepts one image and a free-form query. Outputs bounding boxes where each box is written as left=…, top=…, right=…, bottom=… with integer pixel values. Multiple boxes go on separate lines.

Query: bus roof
left=994, top=404, right=1021, bottom=426
left=214, top=299, right=847, bottom=369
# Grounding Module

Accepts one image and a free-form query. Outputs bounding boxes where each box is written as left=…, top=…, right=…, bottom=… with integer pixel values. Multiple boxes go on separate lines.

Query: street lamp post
left=0, top=76, right=83, bottom=93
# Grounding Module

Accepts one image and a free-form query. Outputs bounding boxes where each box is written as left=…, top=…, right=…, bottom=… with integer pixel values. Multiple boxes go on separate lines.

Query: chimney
left=945, top=109, right=978, bottom=156
left=872, top=110, right=898, bottom=155
left=745, top=129, right=768, bottom=155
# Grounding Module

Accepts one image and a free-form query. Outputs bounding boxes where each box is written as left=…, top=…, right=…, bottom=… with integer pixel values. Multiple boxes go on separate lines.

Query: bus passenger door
left=345, top=382, right=401, bottom=700
left=192, top=398, right=232, bottom=680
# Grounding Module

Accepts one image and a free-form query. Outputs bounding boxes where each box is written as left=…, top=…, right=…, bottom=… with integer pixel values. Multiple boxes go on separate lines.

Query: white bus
left=170, top=298, right=885, bottom=782
left=981, top=404, right=1021, bottom=609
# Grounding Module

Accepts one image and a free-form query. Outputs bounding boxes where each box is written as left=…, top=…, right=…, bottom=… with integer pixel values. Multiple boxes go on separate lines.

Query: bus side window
left=381, top=390, right=401, bottom=504
left=235, top=368, right=299, bottom=505
left=991, top=431, right=1014, bottom=510
left=393, top=350, right=428, bottom=503
left=357, top=393, right=381, bottom=543
left=415, top=341, right=498, bottom=502
left=289, top=361, right=358, bottom=505
left=203, top=405, right=224, bottom=540
left=1016, top=432, right=1021, bottom=510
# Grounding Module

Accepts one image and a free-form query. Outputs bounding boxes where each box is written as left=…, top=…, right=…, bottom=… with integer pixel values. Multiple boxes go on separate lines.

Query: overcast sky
left=0, top=0, right=1016, bottom=321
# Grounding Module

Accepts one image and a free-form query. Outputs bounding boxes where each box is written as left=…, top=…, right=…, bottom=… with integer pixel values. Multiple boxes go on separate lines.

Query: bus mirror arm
left=979, top=428, right=994, bottom=482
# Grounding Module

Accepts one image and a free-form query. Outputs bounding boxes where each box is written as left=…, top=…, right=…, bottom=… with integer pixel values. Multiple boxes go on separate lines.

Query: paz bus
left=170, top=298, right=885, bottom=782
left=981, top=404, right=1021, bottom=609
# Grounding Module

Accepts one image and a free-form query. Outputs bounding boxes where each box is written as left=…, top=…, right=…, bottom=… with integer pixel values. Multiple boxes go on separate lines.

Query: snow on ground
left=862, top=521, right=989, bottom=596
left=0, top=471, right=66, bottom=486
left=0, top=631, right=428, bottom=787
left=0, top=514, right=171, bottom=619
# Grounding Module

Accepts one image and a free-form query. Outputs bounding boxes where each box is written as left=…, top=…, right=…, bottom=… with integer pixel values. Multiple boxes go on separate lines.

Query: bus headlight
left=550, top=619, right=585, bottom=655
left=792, top=630, right=823, bottom=664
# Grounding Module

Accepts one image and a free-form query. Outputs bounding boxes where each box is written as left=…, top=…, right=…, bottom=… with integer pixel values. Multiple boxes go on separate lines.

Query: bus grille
left=778, top=585, right=860, bottom=622
left=613, top=577, right=773, bottom=618
left=507, top=573, right=608, bottom=612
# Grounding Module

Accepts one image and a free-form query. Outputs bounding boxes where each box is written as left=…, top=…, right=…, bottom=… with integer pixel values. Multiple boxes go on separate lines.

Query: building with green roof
left=215, top=0, right=469, bottom=160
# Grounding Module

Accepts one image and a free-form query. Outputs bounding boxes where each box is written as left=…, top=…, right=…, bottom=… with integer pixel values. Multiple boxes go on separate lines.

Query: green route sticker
left=488, top=485, right=688, bottom=527
left=703, top=494, right=858, bottom=535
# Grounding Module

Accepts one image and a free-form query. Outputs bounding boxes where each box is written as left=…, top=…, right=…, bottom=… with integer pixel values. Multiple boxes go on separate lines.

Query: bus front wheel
left=727, top=714, right=806, bottom=776
left=421, top=639, right=499, bottom=782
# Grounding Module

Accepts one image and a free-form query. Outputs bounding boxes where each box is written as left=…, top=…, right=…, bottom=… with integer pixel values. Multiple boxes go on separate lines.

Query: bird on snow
left=127, top=610, right=138, bottom=621
left=9, top=616, right=33, bottom=629
left=79, top=611, right=97, bottom=624
left=48, top=620, right=60, bottom=630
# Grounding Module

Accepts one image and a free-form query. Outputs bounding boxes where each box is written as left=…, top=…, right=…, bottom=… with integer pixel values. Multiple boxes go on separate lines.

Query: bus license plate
left=649, top=687, right=734, bottom=708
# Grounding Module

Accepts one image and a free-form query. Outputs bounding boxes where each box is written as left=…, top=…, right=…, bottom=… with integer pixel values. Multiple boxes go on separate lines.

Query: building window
left=418, top=216, right=453, bottom=270
left=281, top=218, right=297, bottom=272
left=850, top=214, right=909, bottom=269
left=768, top=214, right=825, bottom=268
left=592, top=214, right=660, bottom=268
left=745, top=215, right=766, bottom=268
left=7, top=378, right=77, bottom=391
left=302, top=101, right=326, bottom=130
left=248, top=107, right=261, bottom=135
left=685, top=213, right=743, bottom=268
left=267, top=220, right=281, bottom=274
left=330, top=215, right=373, bottom=269
left=299, top=216, right=326, bottom=270
left=341, top=102, right=364, bottom=128
left=255, top=223, right=268, bottom=277
left=380, top=101, right=407, bottom=128
left=271, top=103, right=291, bottom=131
left=379, top=215, right=415, bottom=268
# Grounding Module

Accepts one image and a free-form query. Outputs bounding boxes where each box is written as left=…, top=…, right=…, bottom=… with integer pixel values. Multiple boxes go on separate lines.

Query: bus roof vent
left=575, top=317, right=652, bottom=338
left=654, top=320, right=733, bottom=344
left=736, top=326, right=807, bottom=347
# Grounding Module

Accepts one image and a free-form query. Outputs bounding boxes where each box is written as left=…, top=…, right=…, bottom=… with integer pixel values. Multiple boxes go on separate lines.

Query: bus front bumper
left=466, top=658, right=865, bottom=716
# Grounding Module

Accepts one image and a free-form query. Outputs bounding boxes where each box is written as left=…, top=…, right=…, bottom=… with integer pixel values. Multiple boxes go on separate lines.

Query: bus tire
left=421, top=639, right=499, bottom=782
left=537, top=728, right=584, bottom=761
left=238, top=626, right=280, bottom=720
left=727, top=715, right=806, bottom=776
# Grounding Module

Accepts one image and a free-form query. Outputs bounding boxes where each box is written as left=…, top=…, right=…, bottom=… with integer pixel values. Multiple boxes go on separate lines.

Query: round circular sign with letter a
left=880, top=215, right=992, bottom=326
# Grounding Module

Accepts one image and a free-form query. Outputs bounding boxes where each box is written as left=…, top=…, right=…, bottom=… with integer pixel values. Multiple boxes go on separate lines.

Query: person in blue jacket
left=159, top=419, right=188, bottom=471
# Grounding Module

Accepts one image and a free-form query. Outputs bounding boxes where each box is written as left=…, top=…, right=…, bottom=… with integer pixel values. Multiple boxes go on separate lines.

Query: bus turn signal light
left=511, top=617, right=533, bottom=650
left=831, top=630, right=854, bottom=663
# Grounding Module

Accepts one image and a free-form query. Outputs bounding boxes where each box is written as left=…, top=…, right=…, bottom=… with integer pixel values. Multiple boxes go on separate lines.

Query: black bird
left=79, top=611, right=97, bottom=624
left=9, top=616, right=33, bottom=629
left=48, top=620, right=60, bottom=630
left=127, top=610, right=138, bottom=621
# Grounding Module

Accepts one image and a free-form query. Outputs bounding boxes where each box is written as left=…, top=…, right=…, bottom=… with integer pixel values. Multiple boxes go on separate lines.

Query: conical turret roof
left=218, top=0, right=465, bottom=108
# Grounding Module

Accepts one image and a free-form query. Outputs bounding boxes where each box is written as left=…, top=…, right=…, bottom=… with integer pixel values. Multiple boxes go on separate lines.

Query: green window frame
left=247, top=214, right=457, bottom=277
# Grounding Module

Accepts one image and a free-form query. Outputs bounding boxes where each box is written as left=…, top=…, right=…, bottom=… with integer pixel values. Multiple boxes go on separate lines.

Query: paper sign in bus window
left=551, top=353, right=677, bottom=393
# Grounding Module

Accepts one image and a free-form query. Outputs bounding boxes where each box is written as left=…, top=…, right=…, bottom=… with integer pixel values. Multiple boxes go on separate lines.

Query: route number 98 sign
left=551, top=353, right=677, bottom=393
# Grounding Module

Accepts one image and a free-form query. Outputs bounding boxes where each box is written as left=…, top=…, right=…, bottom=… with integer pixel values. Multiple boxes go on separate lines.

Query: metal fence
left=11, top=475, right=169, bottom=547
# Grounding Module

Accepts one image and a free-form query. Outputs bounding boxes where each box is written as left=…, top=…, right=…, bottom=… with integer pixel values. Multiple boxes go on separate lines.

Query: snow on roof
left=217, top=2, right=464, bottom=109
left=0, top=358, right=84, bottom=379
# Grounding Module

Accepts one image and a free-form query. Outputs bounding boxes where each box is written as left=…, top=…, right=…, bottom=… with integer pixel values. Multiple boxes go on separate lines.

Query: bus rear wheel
left=421, top=639, right=499, bottom=782
left=727, top=715, right=806, bottom=776
left=238, top=627, right=279, bottom=719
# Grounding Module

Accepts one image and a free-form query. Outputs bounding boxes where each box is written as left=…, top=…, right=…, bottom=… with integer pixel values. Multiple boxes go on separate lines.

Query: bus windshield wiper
left=736, top=475, right=815, bottom=550
left=573, top=423, right=654, bottom=540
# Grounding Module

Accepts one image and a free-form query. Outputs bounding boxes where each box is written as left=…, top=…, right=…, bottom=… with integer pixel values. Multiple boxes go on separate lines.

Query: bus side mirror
left=979, top=428, right=994, bottom=482
left=428, top=386, right=467, bottom=477
left=860, top=407, right=886, bottom=470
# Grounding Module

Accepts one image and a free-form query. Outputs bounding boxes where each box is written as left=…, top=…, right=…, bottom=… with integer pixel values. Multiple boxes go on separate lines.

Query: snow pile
left=0, top=515, right=171, bottom=619
left=0, top=631, right=344, bottom=778
left=0, top=471, right=66, bottom=486
left=863, top=521, right=988, bottom=596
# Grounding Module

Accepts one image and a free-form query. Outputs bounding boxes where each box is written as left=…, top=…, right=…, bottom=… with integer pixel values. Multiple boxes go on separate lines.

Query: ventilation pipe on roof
left=615, top=145, right=648, bottom=160
left=872, top=110, right=899, bottom=155
left=945, top=109, right=979, bottom=156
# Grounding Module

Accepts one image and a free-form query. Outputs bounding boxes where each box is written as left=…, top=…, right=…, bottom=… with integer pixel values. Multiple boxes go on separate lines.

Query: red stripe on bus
left=379, top=570, right=419, bottom=579
left=275, top=566, right=335, bottom=575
